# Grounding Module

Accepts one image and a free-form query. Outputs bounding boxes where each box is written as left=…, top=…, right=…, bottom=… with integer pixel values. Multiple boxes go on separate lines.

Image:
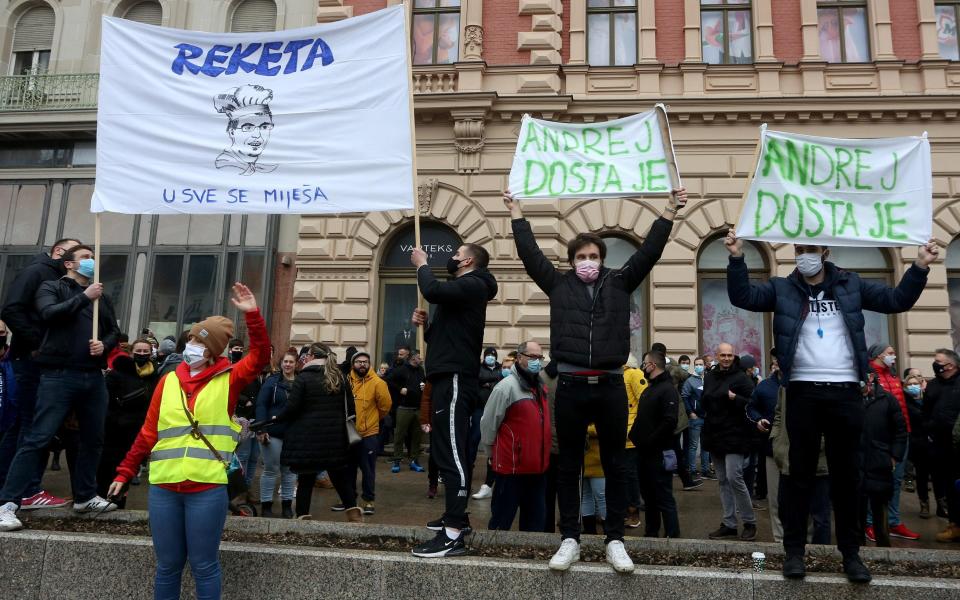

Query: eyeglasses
left=521, top=353, right=544, bottom=360
left=239, top=123, right=274, bottom=133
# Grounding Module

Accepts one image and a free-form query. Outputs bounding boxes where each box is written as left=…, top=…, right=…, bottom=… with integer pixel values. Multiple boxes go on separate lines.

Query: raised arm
left=859, top=241, right=935, bottom=314
left=619, top=187, right=687, bottom=292
left=725, top=229, right=777, bottom=312
left=504, top=191, right=561, bottom=294
left=415, top=266, right=489, bottom=305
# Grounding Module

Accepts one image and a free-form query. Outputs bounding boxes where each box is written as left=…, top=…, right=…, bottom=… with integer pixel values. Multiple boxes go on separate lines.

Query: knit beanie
left=740, top=355, right=756, bottom=370
left=189, top=316, right=234, bottom=358
left=159, top=338, right=176, bottom=355
left=867, top=343, right=887, bottom=360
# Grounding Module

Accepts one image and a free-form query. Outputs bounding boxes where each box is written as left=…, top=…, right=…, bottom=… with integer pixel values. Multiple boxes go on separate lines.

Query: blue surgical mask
left=694, top=365, right=704, bottom=376
left=527, top=359, right=542, bottom=374
left=680, top=363, right=690, bottom=372
left=905, top=384, right=922, bottom=398
left=484, top=355, right=496, bottom=367
left=77, top=258, right=95, bottom=279
left=501, top=368, right=511, bottom=377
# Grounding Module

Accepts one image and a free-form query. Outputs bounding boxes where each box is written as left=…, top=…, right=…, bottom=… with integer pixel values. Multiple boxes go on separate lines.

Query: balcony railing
left=0, top=73, right=99, bottom=112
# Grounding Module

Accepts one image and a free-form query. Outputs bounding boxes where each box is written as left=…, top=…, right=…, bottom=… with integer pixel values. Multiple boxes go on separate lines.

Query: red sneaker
left=889, top=523, right=921, bottom=540
left=20, top=490, right=69, bottom=510
left=865, top=526, right=876, bottom=543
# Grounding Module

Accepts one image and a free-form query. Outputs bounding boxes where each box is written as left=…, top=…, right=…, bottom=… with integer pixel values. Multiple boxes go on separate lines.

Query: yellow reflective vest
left=149, top=371, right=240, bottom=485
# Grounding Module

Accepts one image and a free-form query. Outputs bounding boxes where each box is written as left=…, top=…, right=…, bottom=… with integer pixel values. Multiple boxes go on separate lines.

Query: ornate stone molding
left=417, top=178, right=440, bottom=214
left=452, top=118, right=485, bottom=173
left=464, top=25, right=483, bottom=61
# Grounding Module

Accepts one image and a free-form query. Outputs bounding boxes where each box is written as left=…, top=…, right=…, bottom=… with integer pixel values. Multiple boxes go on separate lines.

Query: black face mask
left=0, top=335, right=6, bottom=347
left=446, top=257, right=462, bottom=275
left=933, top=361, right=947, bottom=378
left=230, top=351, right=244, bottom=363
left=133, top=354, right=151, bottom=366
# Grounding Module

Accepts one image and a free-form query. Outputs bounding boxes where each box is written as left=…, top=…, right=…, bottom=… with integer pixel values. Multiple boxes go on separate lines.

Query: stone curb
left=22, top=507, right=960, bottom=565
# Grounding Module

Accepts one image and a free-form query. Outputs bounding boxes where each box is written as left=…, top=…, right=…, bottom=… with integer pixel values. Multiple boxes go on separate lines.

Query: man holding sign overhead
left=725, top=127, right=939, bottom=583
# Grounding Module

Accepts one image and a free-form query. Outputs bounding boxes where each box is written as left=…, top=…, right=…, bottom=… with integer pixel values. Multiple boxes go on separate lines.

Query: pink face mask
left=575, top=260, right=600, bottom=283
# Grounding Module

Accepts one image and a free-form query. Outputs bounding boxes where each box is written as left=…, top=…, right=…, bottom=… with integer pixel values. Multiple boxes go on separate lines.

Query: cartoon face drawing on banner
left=213, top=84, right=278, bottom=176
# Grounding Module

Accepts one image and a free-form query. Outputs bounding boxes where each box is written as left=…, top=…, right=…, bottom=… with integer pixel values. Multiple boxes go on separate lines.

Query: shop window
left=698, top=237, right=768, bottom=370
left=0, top=184, right=47, bottom=246
left=0, top=254, right=36, bottom=304
left=11, top=5, right=54, bottom=75
left=412, top=0, right=461, bottom=64
left=937, top=1, right=960, bottom=60
left=817, top=0, right=870, bottom=63
left=946, top=238, right=960, bottom=350
left=700, top=0, right=753, bottom=65
left=377, top=221, right=460, bottom=363
left=602, top=236, right=648, bottom=358
left=827, top=246, right=893, bottom=351
left=230, top=0, right=277, bottom=33
left=122, top=1, right=162, bottom=25
left=587, top=0, right=637, bottom=66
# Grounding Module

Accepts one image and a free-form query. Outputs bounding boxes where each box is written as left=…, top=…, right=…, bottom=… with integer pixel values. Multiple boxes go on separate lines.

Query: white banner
left=92, top=6, right=414, bottom=215
left=507, top=106, right=679, bottom=199
left=735, top=127, right=932, bottom=247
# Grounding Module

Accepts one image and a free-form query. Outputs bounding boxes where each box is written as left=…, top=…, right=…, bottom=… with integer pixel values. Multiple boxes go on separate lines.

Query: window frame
left=699, top=0, right=755, bottom=65
left=816, top=0, right=871, bottom=63
left=600, top=233, right=650, bottom=356
left=935, top=1, right=960, bottom=61
left=411, top=0, right=462, bottom=65
left=585, top=0, right=638, bottom=67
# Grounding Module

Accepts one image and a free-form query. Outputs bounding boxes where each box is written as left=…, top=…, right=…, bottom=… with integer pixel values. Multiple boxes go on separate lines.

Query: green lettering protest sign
left=508, top=105, right=680, bottom=199
left=735, top=127, right=931, bottom=247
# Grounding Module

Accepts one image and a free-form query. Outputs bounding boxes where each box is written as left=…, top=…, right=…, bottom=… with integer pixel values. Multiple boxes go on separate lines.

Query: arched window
left=11, top=5, right=55, bottom=75
left=122, top=1, right=163, bottom=26
left=377, top=221, right=461, bottom=363
left=946, top=238, right=960, bottom=350
left=698, top=237, right=768, bottom=369
left=230, top=0, right=277, bottom=33
left=602, top=235, right=648, bottom=358
left=827, top=246, right=893, bottom=351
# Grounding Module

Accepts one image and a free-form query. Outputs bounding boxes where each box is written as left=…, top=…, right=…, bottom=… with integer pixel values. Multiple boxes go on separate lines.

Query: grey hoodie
left=479, top=364, right=541, bottom=455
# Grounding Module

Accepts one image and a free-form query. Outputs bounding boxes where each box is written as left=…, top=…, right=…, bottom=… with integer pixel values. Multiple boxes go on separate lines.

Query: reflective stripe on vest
left=149, top=371, right=239, bottom=485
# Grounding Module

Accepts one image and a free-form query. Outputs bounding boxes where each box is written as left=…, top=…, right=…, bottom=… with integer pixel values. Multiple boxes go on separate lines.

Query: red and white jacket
left=480, top=366, right=551, bottom=476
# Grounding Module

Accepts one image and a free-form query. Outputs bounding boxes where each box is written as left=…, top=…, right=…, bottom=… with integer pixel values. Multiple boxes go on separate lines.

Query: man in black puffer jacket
left=725, top=230, right=936, bottom=582
left=409, top=243, right=498, bottom=558
left=504, top=186, right=687, bottom=574
left=702, top=344, right=757, bottom=542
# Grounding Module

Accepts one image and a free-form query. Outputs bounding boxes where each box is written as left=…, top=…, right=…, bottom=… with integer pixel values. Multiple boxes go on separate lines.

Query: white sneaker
left=471, top=484, right=493, bottom=500
left=73, top=496, right=117, bottom=513
left=548, top=538, right=581, bottom=571
left=605, top=540, right=635, bottom=573
left=0, top=502, right=23, bottom=532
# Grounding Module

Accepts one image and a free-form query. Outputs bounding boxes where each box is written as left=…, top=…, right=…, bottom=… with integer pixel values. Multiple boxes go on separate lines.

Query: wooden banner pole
left=92, top=212, right=101, bottom=341
left=403, top=2, right=426, bottom=358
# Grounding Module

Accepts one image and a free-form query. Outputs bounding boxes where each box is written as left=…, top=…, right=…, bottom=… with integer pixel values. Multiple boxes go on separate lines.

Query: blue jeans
left=488, top=472, right=546, bottom=532
left=0, top=358, right=44, bottom=496
left=686, top=418, right=711, bottom=475
left=581, top=477, right=607, bottom=519
left=258, top=437, right=296, bottom=503
left=234, top=436, right=260, bottom=489
left=0, top=369, right=107, bottom=505
left=149, top=485, right=228, bottom=600
left=351, top=435, right=379, bottom=502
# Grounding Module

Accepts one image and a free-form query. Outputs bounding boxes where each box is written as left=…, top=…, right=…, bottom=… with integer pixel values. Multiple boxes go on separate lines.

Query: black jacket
left=256, top=373, right=294, bottom=438
left=728, top=257, right=928, bottom=385
left=235, top=368, right=267, bottom=420
left=386, top=362, right=425, bottom=409
left=512, top=217, right=671, bottom=369
left=417, top=266, right=498, bottom=379
left=478, top=363, right=503, bottom=409
left=1, top=253, right=67, bottom=359
left=860, top=384, right=908, bottom=496
left=923, top=373, right=960, bottom=442
left=34, top=277, right=120, bottom=370
left=905, top=395, right=931, bottom=452
left=104, top=355, right=158, bottom=442
left=275, top=364, right=356, bottom=471
left=629, top=371, right=679, bottom=451
left=701, top=359, right=756, bottom=455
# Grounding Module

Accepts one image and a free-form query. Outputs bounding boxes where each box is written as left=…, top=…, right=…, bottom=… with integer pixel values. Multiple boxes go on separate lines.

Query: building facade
left=0, top=0, right=958, bottom=372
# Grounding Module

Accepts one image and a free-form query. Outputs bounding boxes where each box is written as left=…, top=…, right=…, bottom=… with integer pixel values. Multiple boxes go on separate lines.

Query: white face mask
left=183, top=342, right=207, bottom=368
left=883, top=354, right=896, bottom=367
left=795, top=252, right=823, bottom=277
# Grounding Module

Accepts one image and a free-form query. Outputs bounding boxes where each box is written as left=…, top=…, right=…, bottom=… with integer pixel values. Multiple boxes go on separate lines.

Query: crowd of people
left=0, top=186, right=957, bottom=597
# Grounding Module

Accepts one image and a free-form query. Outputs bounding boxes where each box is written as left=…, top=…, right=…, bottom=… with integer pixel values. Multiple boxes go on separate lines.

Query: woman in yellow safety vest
left=108, top=282, right=270, bottom=600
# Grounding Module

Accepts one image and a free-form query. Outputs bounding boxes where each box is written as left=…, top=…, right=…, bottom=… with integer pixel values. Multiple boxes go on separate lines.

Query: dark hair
left=396, top=345, right=411, bottom=353
left=62, top=244, right=94, bottom=262
left=131, top=337, right=153, bottom=351
left=643, top=351, right=666, bottom=371
left=176, top=330, right=191, bottom=353
left=935, top=348, right=960, bottom=365
left=228, top=339, right=244, bottom=349
left=51, top=238, right=80, bottom=252
left=566, top=233, right=606, bottom=265
left=678, top=354, right=690, bottom=363
left=462, top=243, right=490, bottom=270
left=118, top=333, right=130, bottom=343
left=650, top=342, right=667, bottom=355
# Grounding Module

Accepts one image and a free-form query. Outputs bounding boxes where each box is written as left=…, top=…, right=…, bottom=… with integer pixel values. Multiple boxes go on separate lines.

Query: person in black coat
left=470, top=347, right=503, bottom=496
left=702, top=344, right=758, bottom=541
left=903, top=372, right=940, bottom=519
left=628, top=351, right=680, bottom=538
left=97, top=340, right=159, bottom=505
left=271, top=343, right=361, bottom=522
left=859, top=371, right=907, bottom=548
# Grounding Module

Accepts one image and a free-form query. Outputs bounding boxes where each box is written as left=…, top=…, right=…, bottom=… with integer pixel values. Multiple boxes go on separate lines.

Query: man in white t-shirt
left=724, top=233, right=938, bottom=584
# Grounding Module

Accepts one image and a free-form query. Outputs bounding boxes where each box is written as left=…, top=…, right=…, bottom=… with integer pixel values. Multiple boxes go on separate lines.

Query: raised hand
left=916, top=239, right=939, bottom=268
left=724, top=228, right=743, bottom=257
left=230, top=282, right=257, bottom=313
left=503, top=190, right=523, bottom=219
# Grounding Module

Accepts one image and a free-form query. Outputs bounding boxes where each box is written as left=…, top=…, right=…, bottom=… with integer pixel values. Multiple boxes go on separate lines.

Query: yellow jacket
left=623, top=367, right=648, bottom=449
left=348, top=371, right=392, bottom=438
left=584, top=424, right=604, bottom=478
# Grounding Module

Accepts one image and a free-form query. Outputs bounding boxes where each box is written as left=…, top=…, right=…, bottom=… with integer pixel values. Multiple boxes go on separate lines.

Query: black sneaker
left=330, top=503, right=346, bottom=512
left=708, top=525, right=738, bottom=539
left=426, top=518, right=473, bottom=535
left=682, top=479, right=704, bottom=491
left=740, top=523, right=757, bottom=541
left=701, top=471, right=718, bottom=481
left=842, top=555, right=872, bottom=584
left=411, top=530, right=468, bottom=558
left=782, top=555, right=806, bottom=579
